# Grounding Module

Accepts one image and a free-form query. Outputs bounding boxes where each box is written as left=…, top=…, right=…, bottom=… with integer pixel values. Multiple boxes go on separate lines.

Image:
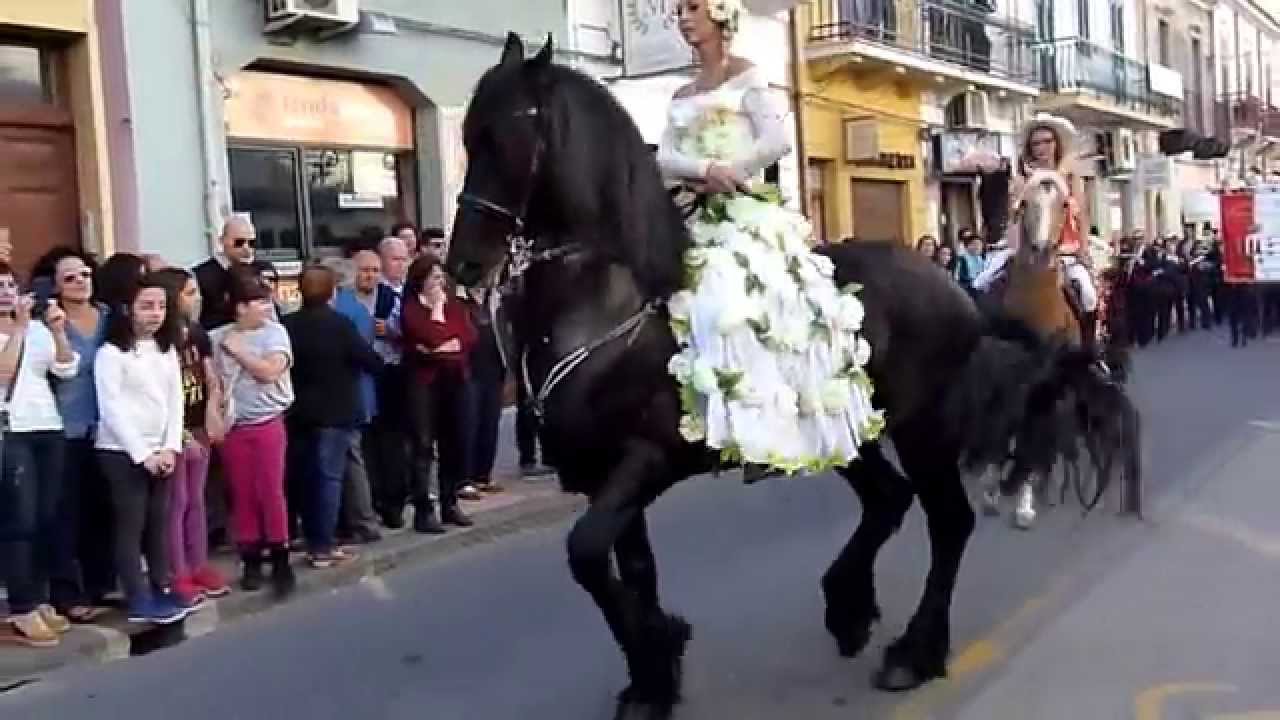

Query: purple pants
left=168, top=436, right=212, bottom=579
left=222, top=417, right=289, bottom=546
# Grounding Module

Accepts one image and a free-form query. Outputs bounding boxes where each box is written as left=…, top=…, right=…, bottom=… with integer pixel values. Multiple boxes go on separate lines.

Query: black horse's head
left=448, top=33, right=555, bottom=287
left=448, top=32, right=690, bottom=297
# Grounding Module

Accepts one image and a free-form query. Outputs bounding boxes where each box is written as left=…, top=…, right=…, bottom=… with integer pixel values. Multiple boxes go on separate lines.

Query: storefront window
left=305, top=148, right=407, bottom=255
left=0, top=43, right=48, bottom=102
left=229, top=147, right=304, bottom=259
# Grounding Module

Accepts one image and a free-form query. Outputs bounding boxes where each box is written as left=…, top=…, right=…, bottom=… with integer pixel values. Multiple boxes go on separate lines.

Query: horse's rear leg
left=566, top=441, right=683, bottom=720
left=824, top=442, right=915, bottom=659
left=875, top=439, right=975, bottom=692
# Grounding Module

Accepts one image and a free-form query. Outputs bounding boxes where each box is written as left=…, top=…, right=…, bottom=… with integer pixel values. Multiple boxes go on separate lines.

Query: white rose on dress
left=810, top=253, right=835, bottom=278
left=853, top=335, right=872, bottom=366
left=668, top=290, right=695, bottom=322
left=836, top=294, right=866, bottom=332
left=678, top=414, right=706, bottom=443
left=691, top=359, right=720, bottom=396
left=667, top=350, right=694, bottom=382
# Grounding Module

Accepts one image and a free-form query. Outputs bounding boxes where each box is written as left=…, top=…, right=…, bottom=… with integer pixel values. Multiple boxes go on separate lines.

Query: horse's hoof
left=872, top=662, right=936, bottom=693
left=830, top=621, right=874, bottom=658
left=614, top=690, right=675, bottom=720
left=1013, top=508, right=1036, bottom=530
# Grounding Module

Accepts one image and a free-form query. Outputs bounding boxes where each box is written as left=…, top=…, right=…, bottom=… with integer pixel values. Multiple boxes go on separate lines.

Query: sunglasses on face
left=232, top=237, right=256, bottom=249
left=61, top=269, right=92, bottom=284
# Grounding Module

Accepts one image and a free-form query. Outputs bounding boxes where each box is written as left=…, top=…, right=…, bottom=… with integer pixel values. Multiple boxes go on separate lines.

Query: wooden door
left=851, top=179, right=906, bottom=243
left=0, top=120, right=80, bottom=277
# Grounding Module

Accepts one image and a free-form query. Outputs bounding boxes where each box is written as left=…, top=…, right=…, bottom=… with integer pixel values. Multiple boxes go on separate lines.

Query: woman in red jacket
left=400, top=255, right=477, bottom=533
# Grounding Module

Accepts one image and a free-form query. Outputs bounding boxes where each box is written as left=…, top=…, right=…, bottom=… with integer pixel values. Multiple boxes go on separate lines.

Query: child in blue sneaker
left=94, top=272, right=191, bottom=625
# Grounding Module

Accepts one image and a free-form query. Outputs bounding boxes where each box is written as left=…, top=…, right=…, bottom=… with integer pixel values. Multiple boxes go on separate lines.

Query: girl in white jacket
left=95, top=274, right=188, bottom=625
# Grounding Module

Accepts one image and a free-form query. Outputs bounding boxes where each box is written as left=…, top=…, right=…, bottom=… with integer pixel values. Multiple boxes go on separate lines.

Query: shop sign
left=851, top=152, right=916, bottom=170
left=224, top=71, right=414, bottom=150
left=938, top=131, right=1010, bottom=174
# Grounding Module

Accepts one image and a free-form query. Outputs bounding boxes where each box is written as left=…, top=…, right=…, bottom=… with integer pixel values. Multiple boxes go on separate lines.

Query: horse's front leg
left=565, top=440, right=684, bottom=720
left=875, top=438, right=976, bottom=692
left=824, top=442, right=915, bottom=659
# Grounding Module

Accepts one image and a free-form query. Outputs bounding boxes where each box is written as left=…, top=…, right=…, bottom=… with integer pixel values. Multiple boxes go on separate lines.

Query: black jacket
left=193, top=258, right=233, bottom=331
left=283, top=304, right=384, bottom=428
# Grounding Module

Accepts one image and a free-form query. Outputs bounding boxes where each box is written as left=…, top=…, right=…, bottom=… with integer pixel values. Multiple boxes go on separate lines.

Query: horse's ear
left=532, top=34, right=554, bottom=66
left=501, top=32, right=525, bottom=68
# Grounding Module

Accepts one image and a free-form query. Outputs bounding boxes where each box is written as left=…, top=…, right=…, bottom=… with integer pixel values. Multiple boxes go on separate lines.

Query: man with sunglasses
left=194, top=214, right=258, bottom=331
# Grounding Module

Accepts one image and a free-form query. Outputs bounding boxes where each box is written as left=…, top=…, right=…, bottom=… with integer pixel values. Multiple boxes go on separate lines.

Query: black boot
left=413, top=504, right=445, bottom=534
left=240, top=545, right=264, bottom=592
left=441, top=504, right=474, bottom=527
left=268, top=544, right=296, bottom=599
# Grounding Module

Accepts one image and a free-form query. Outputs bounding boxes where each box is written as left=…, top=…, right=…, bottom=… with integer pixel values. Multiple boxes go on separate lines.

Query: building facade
left=0, top=0, right=116, bottom=273
left=111, top=0, right=569, bottom=270
left=797, top=0, right=1040, bottom=246
left=1211, top=0, right=1280, bottom=184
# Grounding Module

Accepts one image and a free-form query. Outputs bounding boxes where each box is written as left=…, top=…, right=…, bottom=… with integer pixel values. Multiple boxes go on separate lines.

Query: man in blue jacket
left=333, top=249, right=391, bottom=542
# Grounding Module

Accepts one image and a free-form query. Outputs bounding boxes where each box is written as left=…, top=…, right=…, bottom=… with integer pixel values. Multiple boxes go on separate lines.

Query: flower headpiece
left=708, top=0, right=746, bottom=37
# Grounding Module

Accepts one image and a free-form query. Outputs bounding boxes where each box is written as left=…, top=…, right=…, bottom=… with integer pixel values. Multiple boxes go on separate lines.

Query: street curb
left=195, top=491, right=584, bottom=630
left=0, top=491, right=584, bottom=690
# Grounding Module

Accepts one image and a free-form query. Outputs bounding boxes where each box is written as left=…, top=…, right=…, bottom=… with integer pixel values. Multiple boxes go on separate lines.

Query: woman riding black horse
left=447, top=30, right=1140, bottom=720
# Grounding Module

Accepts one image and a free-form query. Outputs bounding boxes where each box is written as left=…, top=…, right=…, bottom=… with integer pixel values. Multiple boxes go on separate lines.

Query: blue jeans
left=1, top=431, right=67, bottom=614
left=300, top=427, right=355, bottom=554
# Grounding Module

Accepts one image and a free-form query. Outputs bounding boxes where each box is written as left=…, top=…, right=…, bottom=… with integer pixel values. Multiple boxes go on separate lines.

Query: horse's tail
left=944, top=313, right=1143, bottom=513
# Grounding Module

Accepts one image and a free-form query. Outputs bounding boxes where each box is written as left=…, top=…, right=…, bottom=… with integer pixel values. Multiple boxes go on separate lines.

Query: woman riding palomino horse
left=447, top=8, right=1138, bottom=718
left=973, top=114, right=1108, bottom=529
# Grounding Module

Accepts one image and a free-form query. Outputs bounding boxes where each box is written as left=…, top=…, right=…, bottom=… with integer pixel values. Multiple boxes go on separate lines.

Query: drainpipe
left=192, top=0, right=229, bottom=252
left=788, top=9, right=811, bottom=229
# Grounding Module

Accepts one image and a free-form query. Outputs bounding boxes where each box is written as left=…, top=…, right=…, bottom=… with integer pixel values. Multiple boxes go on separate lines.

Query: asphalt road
left=3, top=329, right=1278, bottom=720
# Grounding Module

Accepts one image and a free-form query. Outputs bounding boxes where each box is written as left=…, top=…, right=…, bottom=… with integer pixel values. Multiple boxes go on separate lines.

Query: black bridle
left=452, top=103, right=657, bottom=420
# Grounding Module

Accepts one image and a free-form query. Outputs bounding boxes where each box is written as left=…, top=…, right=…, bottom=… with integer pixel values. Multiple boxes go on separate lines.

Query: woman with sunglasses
left=29, top=248, right=115, bottom=624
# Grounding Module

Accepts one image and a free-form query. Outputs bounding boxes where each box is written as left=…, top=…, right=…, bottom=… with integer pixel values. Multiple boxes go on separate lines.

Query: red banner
left=1220, top=192, right=1257, bottom=283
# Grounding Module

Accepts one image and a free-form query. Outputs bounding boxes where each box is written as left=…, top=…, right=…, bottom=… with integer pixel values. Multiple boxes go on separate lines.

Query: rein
left=454, top=103, right=662, bottom=422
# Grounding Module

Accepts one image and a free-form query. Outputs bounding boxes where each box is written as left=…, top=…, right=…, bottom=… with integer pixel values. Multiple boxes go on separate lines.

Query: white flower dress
left=657, top=67, right=883, bottom=474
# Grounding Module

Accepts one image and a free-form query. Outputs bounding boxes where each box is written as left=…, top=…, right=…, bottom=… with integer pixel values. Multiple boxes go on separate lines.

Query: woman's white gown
left=656, top=67, right=882, bottom=474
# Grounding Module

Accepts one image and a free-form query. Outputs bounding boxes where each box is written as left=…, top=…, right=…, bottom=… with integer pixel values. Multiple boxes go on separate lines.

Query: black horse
left=447, top=34, right=1139, bottom=720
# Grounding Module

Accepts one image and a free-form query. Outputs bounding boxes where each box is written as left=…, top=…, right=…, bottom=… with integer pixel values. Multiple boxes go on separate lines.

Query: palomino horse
left=991, top=170, right=1094, bottom=528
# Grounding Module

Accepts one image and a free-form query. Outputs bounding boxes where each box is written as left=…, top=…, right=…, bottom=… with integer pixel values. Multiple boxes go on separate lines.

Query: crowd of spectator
left=0, top=216, right=553, bottom=649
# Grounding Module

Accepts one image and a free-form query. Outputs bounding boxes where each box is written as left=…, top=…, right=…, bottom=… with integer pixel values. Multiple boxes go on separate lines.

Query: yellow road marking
left=1133, top=682, right=1236, bottom=720
left=1181, top=512, right=1280, bottom=561
left=890, top=584, right=1063, bottom=720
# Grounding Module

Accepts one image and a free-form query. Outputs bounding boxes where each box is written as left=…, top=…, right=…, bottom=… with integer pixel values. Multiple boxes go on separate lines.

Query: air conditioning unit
left=1107, top=128, right=1136, bottom=172
left=264, top=0, right=359, bottom=36
left=958, top=90, right=990, bottom=129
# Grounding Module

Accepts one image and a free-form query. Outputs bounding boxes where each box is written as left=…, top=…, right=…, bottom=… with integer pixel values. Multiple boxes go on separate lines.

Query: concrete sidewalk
left=0, top=410, right=583, bottom=689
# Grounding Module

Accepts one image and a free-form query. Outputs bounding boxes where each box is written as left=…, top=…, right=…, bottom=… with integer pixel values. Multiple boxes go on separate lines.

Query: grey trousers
left=342, top=429, right=381, bottom=535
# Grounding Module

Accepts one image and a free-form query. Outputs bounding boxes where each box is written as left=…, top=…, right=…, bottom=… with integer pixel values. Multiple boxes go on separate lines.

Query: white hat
left=1017, top=113, right=1079, bottom=159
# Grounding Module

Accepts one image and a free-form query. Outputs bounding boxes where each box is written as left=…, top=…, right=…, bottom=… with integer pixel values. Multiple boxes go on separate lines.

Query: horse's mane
left=470, top=61, right=690, bottom=300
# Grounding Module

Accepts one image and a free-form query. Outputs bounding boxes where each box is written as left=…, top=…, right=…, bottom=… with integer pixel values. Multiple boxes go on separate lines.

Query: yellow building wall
left=799, top=65, right=927, bottom=245
left=0, top=0, right=114, bottom=256
left=0, top=0, right=91, bottom=33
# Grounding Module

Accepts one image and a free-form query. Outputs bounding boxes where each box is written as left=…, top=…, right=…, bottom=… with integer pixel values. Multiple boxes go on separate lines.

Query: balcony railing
left=1215, top=93, right=1280, bottom=138
left=808, top=0, right=1039, bottom=85
left=1037, top=39, right=1179, bottom=119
